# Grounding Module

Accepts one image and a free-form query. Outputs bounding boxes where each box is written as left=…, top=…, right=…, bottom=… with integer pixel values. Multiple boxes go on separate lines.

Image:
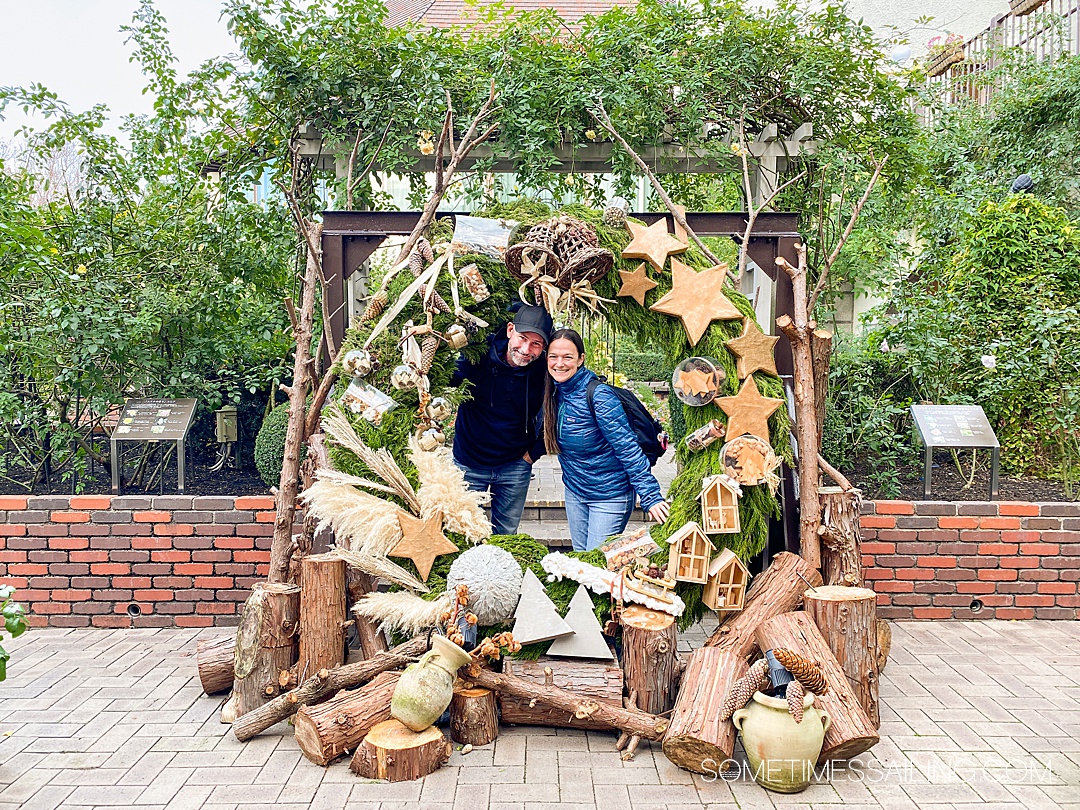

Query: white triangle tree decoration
left=546, top=585, right=614, bottom=660
left=511, top=569, right=574, bottom=646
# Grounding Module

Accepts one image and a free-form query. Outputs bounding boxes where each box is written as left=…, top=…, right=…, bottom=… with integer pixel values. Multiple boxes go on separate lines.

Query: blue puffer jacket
left=553, top=366, right=664, bottom=512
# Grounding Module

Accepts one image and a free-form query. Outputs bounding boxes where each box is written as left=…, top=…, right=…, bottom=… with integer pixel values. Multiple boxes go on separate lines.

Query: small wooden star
left=650, top=259, right=743, bottom=346
left=716, top=375, right=784, bottom=443
left=617, top=262, right=658, bottom=306
left=725, top=318, right=780, bottom=379
left=622, top=219, right=687, bottom=272
left=677, top=367, right=715, bottom=397
left=390, top=509, right=459, bottom=582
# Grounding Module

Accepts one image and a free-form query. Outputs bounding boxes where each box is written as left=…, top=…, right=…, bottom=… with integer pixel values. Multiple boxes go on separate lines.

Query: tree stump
left=298, top=553, right=348, bottom=682
left=620, top=605, right=681, bottom=715
left=662, top=647, right=747, bottom=774
left=705, top=551, right=823, bottom=661
left=350, top=718, right=451, bottom=782
left=819, top=487, right=863, bottom=587
left=803, top=586, right=880, bottom=727
left=755, top=611, right=878, bottom=761
left=347, top=568, right=389, bottom=658
left=196, top=635, right=235, bottom=695
left=450, top=686, right=499, bottom=747
left=498, top=654, right=623, bottom=730
left=876, top=619, right=892, bottom=673
left=221, top=582, right=301, bottom=723
left=294, top=671, right=399, bottom=765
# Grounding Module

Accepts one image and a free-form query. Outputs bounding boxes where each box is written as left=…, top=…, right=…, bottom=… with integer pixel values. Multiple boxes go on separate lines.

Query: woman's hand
left=647, top=501, right=670, bottom=524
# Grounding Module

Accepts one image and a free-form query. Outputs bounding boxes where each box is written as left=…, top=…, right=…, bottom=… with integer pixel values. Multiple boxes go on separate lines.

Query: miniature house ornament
left=702, top=548, right=751, bottom=613
left=698, top=474, right=741, bottom=534
left=666, top=521, right=713, bottom=584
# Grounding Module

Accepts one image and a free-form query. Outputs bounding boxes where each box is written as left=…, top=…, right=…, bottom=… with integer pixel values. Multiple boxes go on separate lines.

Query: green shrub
left=254, top=402, right=302, bottom=487
left=615, top=350, right=669, bottom=382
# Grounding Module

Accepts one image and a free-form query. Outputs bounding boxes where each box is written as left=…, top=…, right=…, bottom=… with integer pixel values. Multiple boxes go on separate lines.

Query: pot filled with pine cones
left=732, top=688, right=831, bottom=793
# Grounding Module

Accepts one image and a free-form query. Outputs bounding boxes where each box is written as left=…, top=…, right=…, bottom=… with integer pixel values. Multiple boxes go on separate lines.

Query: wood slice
left=662, top=647, right=746, bottom=773
left=706, top=551, right=823, bottom=661
left=819, top=487, right=863, bottom=587
left=803, top=586, right=880, bottom=727
left=294, top=671, right=399, bottom=766
left=226, top=582, right=301, bottom=722
left=498, top=654, right=623, bottom=730
left=755, top=611, right=879, bottom=762
left=196, top=635, right=235, bottom=695
left=298, top=553, right=348, bottom=682
left=450, top=686, right=499, bottom=747
left=620, top=606, right=680, bottom=715
left=350, top=718, right=451, bottom=782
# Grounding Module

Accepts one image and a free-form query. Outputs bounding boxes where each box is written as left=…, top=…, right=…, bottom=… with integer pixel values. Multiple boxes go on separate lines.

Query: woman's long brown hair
left=542, top=328, right=586, bottom=455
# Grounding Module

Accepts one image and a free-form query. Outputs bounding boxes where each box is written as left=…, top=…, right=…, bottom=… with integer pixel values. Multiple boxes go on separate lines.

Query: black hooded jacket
left=450, top=329, right=547, bottom=469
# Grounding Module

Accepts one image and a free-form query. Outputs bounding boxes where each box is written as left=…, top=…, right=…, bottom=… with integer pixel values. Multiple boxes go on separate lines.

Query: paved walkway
left=1, top=620, right=1078, bottom=809
left=524, top=451, right=678, bottom=507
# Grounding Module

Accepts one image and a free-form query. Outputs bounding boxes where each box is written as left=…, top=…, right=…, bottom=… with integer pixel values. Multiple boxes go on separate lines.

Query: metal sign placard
left=910, top=404, right=1000, bottom=500
left=111, top=398, right=198, bottom=494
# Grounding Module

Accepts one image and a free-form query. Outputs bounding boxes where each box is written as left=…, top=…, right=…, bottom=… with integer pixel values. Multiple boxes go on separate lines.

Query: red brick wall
left=0, top=494, right=273, bottom=629
left=861, top=500, right=1080, bottom=620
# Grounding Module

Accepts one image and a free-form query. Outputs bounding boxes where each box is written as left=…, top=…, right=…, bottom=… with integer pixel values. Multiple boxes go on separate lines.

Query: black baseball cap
left=511, top=305, right=554, bottom=346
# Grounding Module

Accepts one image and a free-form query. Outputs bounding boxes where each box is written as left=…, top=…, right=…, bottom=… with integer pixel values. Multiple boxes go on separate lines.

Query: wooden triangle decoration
left=725, top=318, right=780, bottom=379
left=546, top=585, right=614, bottom=659
left=511, top=569, right=574, bottom=646
left=617, top=262, right=658, bottom=306
left=650, top=259, right=742, bottom=346
left=390, top=509, right=459, bottom=582
left=716, top=375, right=784, bottom=443
left=622, top=219, right=687, bottom=272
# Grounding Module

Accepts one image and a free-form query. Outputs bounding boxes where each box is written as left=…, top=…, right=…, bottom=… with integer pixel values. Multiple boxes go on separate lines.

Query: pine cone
left=720, top=658, right=770, bottom=721
left=419, top=335, right=439, bottom=374
left=772, top=648, right=829, bottom=695
left=418, top=284, right=452, bottom=314
left=408, top=237, right=435, bottom=277
left=359, top=290, right=388, bottom=324
left=786, top=679, right=806, bottom=724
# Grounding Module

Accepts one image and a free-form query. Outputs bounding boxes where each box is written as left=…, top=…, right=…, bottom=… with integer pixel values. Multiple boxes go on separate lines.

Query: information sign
left=111, top=398, right=197, bottom=494
left=910, top=404, right=1000, bottom=499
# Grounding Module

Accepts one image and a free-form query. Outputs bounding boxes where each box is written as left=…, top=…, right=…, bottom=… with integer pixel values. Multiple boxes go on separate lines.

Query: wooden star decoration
left=716, top=375, right=784, bottom=443
left=677, top=367, right=715, bottom=397
left=725, top=318, right=780, bottom=379
left=617, top=262, right=658, bottom=306
left=649, top=259, right=743, bottom=346
left=390, top=509, right=459, bottom=582
left=622, top=219, right=687, bottom=272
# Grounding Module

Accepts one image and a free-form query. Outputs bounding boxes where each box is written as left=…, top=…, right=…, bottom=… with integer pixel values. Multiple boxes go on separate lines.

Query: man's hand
left=647, top=501, right=670, bottom=523
left=522, top=452, right=534, bottom=464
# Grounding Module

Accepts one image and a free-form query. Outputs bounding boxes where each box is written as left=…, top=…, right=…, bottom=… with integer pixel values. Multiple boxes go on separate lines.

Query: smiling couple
left=451, top=304, right=670, bottom=552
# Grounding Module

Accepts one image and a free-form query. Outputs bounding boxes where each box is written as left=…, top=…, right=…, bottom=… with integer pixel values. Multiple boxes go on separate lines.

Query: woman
left=542, top=328, right=670, bottom=551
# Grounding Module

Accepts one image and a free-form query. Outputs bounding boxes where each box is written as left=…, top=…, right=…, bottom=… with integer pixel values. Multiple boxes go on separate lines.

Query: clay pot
left=390, top=635, right=472, bottom=731
left=732, top=690, right=831, bottom=793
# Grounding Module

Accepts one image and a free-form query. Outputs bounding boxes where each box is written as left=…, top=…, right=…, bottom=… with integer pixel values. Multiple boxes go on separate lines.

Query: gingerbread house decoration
left=697, top=474, right=741, bottom=534
left=702, top=548, right=751, bottom=613
left=666, top=521, right=713, bottom=584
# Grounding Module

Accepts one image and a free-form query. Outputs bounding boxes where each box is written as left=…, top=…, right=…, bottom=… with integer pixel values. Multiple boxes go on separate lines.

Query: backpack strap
left=585, top=378, right=602, bottom=415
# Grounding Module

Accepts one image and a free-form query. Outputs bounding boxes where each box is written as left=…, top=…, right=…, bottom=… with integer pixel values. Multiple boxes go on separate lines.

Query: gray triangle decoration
left=546, top=585, right=614, bottom=660
left=511, top=569, right=574, bottom=646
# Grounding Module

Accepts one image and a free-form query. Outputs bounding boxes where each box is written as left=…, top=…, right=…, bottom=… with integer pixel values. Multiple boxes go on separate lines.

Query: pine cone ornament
left=359, top=290, right=388, bottom=324
left=772, top=648, right=829, bottom=695
left=786, top=679, right=806, bottom=724
left=418, top=284, right=453, bottom=314
left=720, top=658, right=770, bottom=721
left=603, top=205, right=627, bottom=228
left=419, top=335, right=439, bottom=374
left=408, top=237, right=435, bottom=276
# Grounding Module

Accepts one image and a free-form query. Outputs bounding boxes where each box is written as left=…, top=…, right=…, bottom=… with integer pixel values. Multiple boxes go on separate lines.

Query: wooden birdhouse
left=666, top=521, right=713, bottom=584
left=702, top=549, right=751, bottom=613
left=697, top=474, right=741, bottom=534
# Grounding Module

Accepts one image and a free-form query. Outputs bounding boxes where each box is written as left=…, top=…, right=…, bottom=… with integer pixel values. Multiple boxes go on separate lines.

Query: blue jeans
left=564, top=489, right=637, bottom=552
left=455, top=458, right=533, bottom=535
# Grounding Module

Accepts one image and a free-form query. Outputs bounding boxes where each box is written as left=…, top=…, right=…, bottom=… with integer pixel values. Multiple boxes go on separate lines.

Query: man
left=451, top=304, right=552, bottom=534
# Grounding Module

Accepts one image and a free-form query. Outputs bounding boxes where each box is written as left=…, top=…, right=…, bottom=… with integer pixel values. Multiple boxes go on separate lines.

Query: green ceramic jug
left=732, top=690, right=831, bottom=793
left=390, top=634, right=472, bottom=732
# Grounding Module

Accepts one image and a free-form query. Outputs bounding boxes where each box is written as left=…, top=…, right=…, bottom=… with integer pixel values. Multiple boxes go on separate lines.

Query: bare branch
left=348, top=119, right=393, bottom=206
left=818, top=453, right=855, bottom=492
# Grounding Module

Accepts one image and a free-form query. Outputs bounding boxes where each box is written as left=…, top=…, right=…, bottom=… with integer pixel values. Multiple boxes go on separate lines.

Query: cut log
left=196, top=635, right=235, bottom=695
left=347, top=569, right=389, bottom=658
left=876, top=619, right=892, bottom=673
left=819, top=487, right=863, bottom=587
left=297, top=553, right=348, bottom=682
left=224, top=582, right=301, bottom=723
left=803, top=586, right=880, bottom=727
left=450, top=686, right=499, bottom=747
left=466, top=662, right=667, bottom=741
left=755, top=611, right=878, bottom=762
left=705, top=551, right=823, bottom=661
left=662, top=647, right=747, bottom=773
left=497, top=655, right=623, bottom=730
left=231, top=636, right=426, bottom=742
left=620, top=605, right=680, bottom=715
left=350, top=718, right=451, bottom=782
left=294, top=671, right=399, bottom=766
left=811, top=328, right=833, bottom=454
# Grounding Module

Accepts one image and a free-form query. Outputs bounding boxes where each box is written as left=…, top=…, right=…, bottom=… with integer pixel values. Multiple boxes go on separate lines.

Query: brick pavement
left=1, top=619, right=1078, bottom=809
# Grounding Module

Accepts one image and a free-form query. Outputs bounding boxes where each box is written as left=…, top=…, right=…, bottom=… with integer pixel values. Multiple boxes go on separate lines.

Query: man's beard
left=508, top=347, right=536, bottom=367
